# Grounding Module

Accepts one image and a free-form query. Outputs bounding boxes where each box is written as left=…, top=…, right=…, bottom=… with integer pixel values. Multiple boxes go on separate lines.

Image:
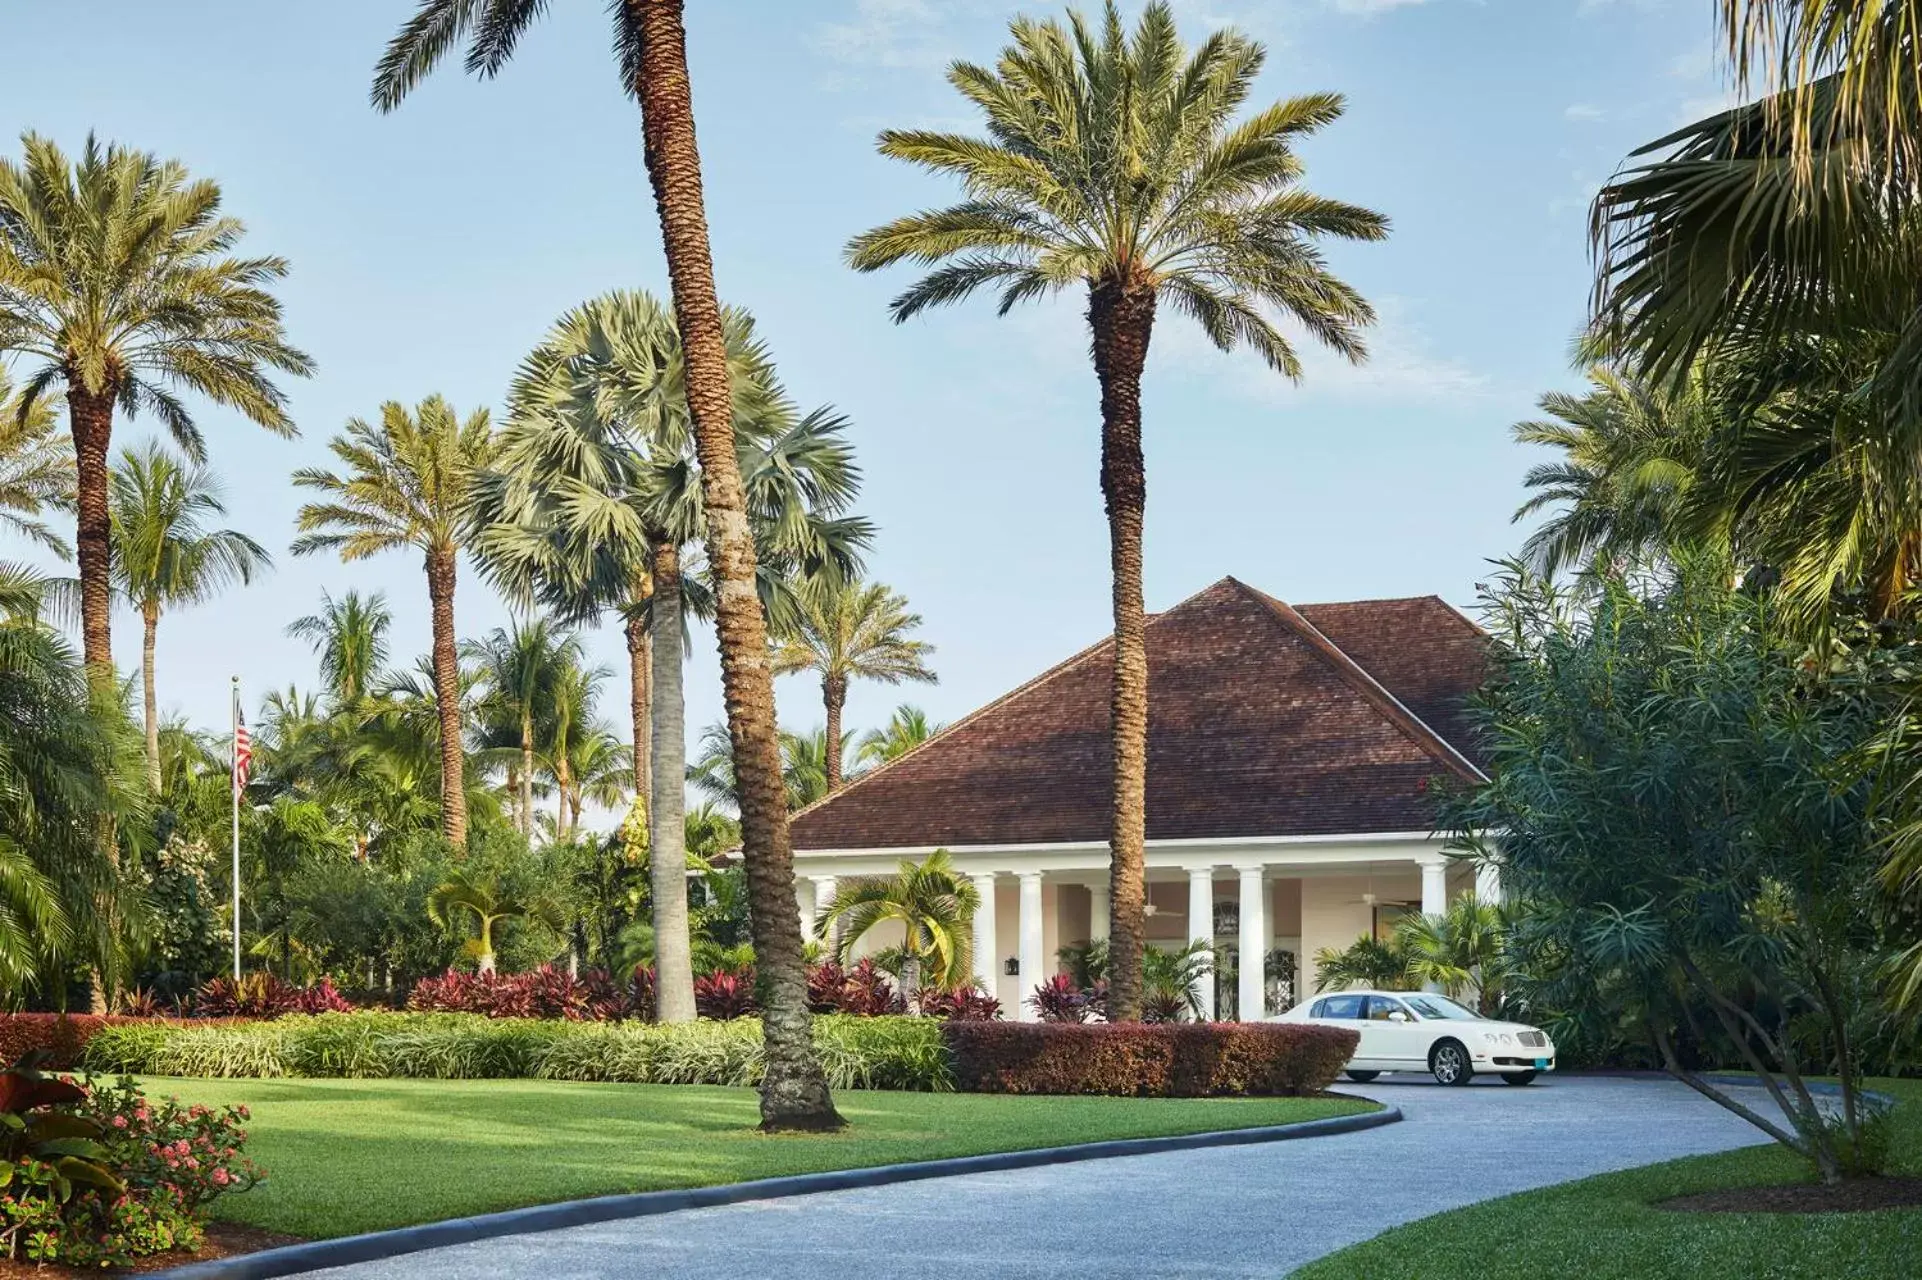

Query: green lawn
left=1294, top=1079, right=1921, bottom=1280
left=138, top=1077, right=1373, bottom=1239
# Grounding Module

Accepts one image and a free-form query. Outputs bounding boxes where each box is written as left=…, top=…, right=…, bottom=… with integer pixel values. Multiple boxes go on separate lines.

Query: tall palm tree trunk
left=1089, top=278, right=1157, bottom=1025
left=625, top=584, right=654, bottom=803
left=520, top=717, right=536, bottom=839
left=823, top=673, right=846, bottom=793
left=425, top=546, right=469, bottom=850
left=650, top=537, right=696, bottom=1023
left=141, top=601, right=162, bottom=793
left=631, top=0, right=841, bottom=1131
left=556, top=756, right=573, bottom=839
left=69, top=386, right=117, bottom=679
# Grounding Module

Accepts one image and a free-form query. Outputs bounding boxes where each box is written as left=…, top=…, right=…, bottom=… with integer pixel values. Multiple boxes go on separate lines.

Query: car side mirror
left=1387, top=1011, right=1410, bottom=1023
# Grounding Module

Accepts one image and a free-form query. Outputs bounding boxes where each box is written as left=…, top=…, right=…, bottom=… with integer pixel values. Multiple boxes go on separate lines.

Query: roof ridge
left=788, top=580, right=1235, bottom=824
left=1234, top=583, right=1487, bottom=783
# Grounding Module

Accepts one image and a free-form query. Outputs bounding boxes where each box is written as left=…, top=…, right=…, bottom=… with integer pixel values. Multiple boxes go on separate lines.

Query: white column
left=1237, top=865, right=1265, bottom=1022
left=1089, top=883, right=1110, bottom=944
left=812, top=877, right=838, bottom=952
left=1017, top=872, right=1045, bottom=1022
left=971, top=873, right=998, bottom=993
left=1474, top=860, right=1502, bottom=905
left=1188, top=868, right=1216, bottom=1021
left=797, top=881, right=817, bottom=946
left=1419, top=858, right=1448, bottom=917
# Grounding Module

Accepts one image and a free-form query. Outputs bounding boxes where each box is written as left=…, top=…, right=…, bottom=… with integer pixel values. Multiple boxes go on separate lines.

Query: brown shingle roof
left=788, top=577, right=1488, bottom=852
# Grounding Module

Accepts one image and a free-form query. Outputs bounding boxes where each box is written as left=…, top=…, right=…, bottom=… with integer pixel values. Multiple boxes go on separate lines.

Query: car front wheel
left=1429, top=1039, right=1473, bottom=1086
left=1345, top=1070, right=1380, bottom=1083
left=1502, top=1070, right=1538, bottom=1086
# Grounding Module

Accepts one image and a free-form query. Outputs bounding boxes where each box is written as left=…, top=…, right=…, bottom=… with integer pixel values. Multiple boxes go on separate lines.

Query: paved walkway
left=301, top=1075, right=1773, bottom=1279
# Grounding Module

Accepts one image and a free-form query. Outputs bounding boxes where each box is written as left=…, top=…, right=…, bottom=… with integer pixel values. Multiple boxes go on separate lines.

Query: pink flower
left=111, top=1115, right=128, bottom=1128
left=211, top=1168, right=230, bottom=1186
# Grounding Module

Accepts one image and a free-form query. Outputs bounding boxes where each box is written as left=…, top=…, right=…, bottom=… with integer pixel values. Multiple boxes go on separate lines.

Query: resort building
left=788, top=577, right=1496, bottom=1020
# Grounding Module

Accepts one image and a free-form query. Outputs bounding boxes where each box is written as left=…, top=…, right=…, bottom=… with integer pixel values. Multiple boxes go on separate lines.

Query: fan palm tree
left=1513, top=367, right=1715, bottom=579
left=287, top=590, right=392, bottom=708
left=292, top=396, right=499, bottom=849
left=425, top=867, right=560, bottom=975
left=857, top=704, right=944, bottom=767
left=373, top=0, right=847, bottom=1133
left=772, top=581, right=936, bottom=794
left=465, top=618, right=578, bottom=840
left=847, top=2, right=1386, bottom=1020
left=817, top=850, right=981, bottom=1008
left=105, top=443, right=270, bottom=791
left=480, top=288, right=868, bottom=1025
left=0, top=133, right=310, bottom=683
left=0, top=371, right=70, bottom=554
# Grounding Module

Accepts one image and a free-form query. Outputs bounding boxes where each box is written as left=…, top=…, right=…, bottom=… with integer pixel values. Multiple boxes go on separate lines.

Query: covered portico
left=787, top=579, right=1493, bottom=1021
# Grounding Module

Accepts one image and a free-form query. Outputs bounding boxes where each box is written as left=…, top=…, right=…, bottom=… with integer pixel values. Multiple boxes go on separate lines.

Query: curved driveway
left=301, top=1075, right=1773, bottom=1280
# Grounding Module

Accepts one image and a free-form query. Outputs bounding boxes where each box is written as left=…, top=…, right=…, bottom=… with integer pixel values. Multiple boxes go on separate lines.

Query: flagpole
left=231, top=675, right=241, bottom=982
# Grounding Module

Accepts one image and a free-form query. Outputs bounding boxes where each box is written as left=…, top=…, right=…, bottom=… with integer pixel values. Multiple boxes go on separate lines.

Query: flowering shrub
left=195, top=972, right=355, bottom=1018
left=0, top=1056, right=259, bottom=1268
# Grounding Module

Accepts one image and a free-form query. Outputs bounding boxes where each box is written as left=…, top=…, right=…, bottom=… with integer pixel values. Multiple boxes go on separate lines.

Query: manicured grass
left=138, top=1076, right=1374, bottom=1240
left=1295, top=1079, right=1921, bottom=1280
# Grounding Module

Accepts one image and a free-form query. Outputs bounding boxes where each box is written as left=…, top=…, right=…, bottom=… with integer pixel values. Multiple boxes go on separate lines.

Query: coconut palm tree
left=857, top=704, right=943, bottom=768
left=106, top=443, right=270, bottom=792
left=373, top=0, right=847, bottom=1133
left=465, top=618, right=578, bottom=840
left=772, top=581, right=935, bottom=794
left=0, top=371, right=70, bottom=554
left=425, top=867, right=560, bottom=976
left=817, top=850, right=980, bottom=1008
left=540, top=652, right=618, bottom=840
left=287, top=590, right=393, bottom=708
left=292, top=396, right=499, bottom=849
left=1311, top=934, right=1413, bottom=993
left=0, top=133, right=310, bottom=683
left=1513, top=367, right=1715, bottom=579
left=479, top=287, right=868, bottom=1024
left=846, top=2, right=1386, bottom=1020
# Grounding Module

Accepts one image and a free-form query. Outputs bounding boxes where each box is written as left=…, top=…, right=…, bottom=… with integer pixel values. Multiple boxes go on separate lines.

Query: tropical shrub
left=1030, top=973, right=1107, bottom=1023
left=915, top=987, right=1001, bottom=1021
left=0, top=1055, right=259, bottom=1268
left=406, top=965, right=651, bottom=1021
left=943, top=1023, right=1358, bottom=1097
left=693, top=970, right=757, bottom=1020
left=195, top=973, right=355, bottom=1018
left=806, top=958, right=899, bottom=1015
left=79, top=1012, right=953, bottom=1090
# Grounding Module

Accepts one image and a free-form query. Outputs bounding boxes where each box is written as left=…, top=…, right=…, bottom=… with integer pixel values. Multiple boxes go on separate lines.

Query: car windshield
left=1402, top=995, right=1478, bottom=1021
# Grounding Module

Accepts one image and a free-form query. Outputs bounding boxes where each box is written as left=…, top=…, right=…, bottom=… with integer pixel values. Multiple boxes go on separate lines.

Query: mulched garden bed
left=0, top=1223, right=304, bottom=1277
left=1657, top=1176, right=1922, bottom=1215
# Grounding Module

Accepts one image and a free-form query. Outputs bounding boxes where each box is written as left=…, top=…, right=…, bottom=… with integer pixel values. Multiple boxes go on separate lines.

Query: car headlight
left=1482, top=1031, right=1512, bottom=1044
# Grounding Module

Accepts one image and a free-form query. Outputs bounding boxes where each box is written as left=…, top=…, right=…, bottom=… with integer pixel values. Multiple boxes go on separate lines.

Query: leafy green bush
left=82, top=1012, right=952, bottom=1091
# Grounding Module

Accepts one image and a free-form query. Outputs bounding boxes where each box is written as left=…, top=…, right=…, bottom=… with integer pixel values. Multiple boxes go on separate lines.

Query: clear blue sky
left=1, top=0, right=1725, bottom=787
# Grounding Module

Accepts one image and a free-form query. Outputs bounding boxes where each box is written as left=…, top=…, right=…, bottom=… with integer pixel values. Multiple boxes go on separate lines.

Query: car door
left=1313, top=994, right=1370, bottom=1064
left=1360, top=995, right=1426, bottom=1069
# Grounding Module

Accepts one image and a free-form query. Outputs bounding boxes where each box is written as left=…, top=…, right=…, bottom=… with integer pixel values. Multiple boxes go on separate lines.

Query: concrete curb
left=154, top=1101, right=1399, bottom=1280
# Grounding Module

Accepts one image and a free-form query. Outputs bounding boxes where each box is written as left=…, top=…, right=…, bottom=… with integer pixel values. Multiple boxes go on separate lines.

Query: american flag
left=233, top=711, right=253, bottom=795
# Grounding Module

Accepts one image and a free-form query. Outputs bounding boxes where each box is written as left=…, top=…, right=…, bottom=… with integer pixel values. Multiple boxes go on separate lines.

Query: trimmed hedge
left=942, top=1022, right=1359, bottom=1097
left=78, top=1011, right=954, bottom=1092
left=0, top=1014, right=249, bottom=1070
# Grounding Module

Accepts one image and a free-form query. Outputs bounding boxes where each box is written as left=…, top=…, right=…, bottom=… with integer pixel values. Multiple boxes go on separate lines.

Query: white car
left=1275, top=989, right=1556, bottom=1086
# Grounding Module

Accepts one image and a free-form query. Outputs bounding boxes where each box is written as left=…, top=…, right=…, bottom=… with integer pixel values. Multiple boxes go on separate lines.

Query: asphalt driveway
left=296, top=1074, right=1775, bottom=1279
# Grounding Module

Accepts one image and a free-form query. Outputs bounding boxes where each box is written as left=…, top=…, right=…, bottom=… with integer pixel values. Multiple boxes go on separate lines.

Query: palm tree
left=817, top=850, right=980, bottom=1008
left=287, top=590, right=393, bottom=707
left=773, top=582, right=936, bottom=793
left=846, top=3, right=1386, bottom=1020
left=541, top=652, right=617, bottom=840
left=1394, top=894, right=1510, bottom=1016
left=1311, top=934, right=1413, bottom=993
left=374, top=0, right=848, bottom=1133
left=465, top=618, right=578, bottom=840
left=857, top=704, right=944, bottom=768
left=0, top=370, right=70, bottom=554
left=0, top=133, right=310, bottom=683
left=292, top=396, right=499, bottom=849
left=480, top=288, right=868, bottom=1025
left=426, top=867, right=560, bottom=975
left=106, top=443, right=270, bottom=791
left=1513, top=367, right=1714, bottom=579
